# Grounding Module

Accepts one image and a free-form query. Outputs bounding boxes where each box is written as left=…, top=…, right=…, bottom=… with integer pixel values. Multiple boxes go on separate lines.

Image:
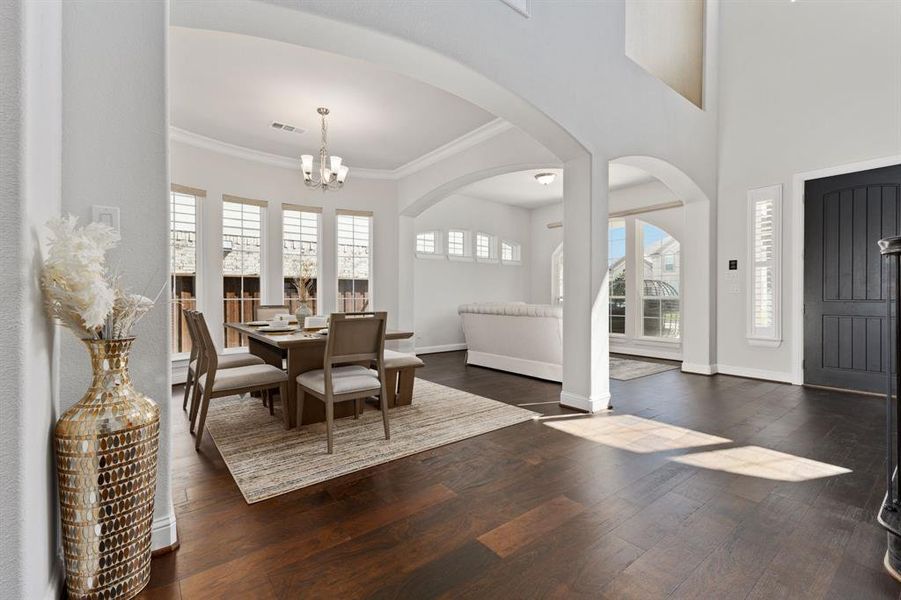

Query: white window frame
left=169, top=186, right=204, bottom=361
left=282, top=204, right=322, bottom=315
left=446, top=229, right=473, bottom=261
left=475, top=232, right=498, bottom=263
left=746, top=184, right=782, bottom=346
left=221, top=195, right=267, bottom=353
left=335, top=209, right=374, bottom=312
left=500, top=240, right=522, bottom=265
left=415, top=230, right=443, bottom=259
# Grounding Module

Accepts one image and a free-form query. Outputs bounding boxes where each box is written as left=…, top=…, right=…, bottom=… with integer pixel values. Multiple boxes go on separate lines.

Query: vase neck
left=82, top=338, right=135, bottom=393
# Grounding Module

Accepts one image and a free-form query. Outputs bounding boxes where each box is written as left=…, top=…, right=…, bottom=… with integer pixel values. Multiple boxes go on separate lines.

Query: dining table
left=224, top=322, right=414, bottom=427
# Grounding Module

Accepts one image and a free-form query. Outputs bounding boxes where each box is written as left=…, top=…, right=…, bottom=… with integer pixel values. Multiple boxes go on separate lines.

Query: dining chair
left=296, top=312, right=391, bottom=454
left=182, top=310, right=266, bottom=426
left=254, top=304, right=290, bottom=321
left=191, top=312, right=290, bottom=451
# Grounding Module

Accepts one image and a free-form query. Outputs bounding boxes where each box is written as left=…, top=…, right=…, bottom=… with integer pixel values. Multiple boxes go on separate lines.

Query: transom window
left=447, top=230, right=466, bottom=257
left=476, top=232, right=497, bottom=262
left=501, top=240, right=522, bottom=264
left=416, top=231, right=437, bottom=254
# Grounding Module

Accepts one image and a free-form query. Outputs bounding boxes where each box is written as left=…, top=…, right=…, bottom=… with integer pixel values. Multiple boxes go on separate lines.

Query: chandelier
left=301, top=107, right=349, bottom=191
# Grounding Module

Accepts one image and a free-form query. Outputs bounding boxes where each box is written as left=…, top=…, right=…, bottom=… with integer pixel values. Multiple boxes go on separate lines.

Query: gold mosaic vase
left=55, top=338, right=160, bottom=600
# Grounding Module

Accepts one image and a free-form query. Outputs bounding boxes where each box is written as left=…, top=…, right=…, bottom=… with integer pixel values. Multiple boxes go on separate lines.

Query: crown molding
left=169, top=118, right=512, bottom=182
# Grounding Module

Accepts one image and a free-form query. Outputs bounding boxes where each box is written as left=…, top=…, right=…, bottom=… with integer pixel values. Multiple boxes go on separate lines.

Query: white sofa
left=458, top=302, right=563, bottom=382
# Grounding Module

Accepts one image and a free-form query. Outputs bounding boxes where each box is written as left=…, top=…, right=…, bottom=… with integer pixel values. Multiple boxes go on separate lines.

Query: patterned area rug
left=610, top=356, right=679, bottom=380
left=204, top=379, right=536, bottom=503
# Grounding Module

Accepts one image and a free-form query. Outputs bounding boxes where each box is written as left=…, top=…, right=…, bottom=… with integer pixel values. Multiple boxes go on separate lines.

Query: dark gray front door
left=804, top=164, right=901, bottom=393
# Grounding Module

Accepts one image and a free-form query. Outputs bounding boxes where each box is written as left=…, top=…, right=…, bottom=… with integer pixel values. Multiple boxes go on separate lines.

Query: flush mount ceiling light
left=301, top=107, right=349, bottom=191
left=534, top=172, right=557, bottom=186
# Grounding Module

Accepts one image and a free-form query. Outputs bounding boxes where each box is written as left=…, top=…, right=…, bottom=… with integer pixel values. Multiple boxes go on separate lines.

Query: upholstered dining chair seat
left=382, top=349, right=424, bottom=369
left=190, top=353, right=265, bottom=372
left=297, top=365, right=382, bottom=396
left=199, top=364, right=288, bottom=393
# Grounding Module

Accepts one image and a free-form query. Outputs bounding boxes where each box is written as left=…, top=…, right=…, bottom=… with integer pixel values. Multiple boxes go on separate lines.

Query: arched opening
left=607, top=156, right=715, bottom=372
left=170, top=2, right=608, bottom=412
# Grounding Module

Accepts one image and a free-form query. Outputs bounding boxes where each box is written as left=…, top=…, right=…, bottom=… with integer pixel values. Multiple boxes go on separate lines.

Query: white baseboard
left=610, top=340, right=682, bottom=361
left=151, top=511, right=178, bottom=551
left=416, top=342, right=467, bottom=355
left=560, top=390, right=611, bottom=413
left=466, top=350, right=562, bottom=382
left=681, top=362, right=717, bottom=376
left=715, top=363, right=794, bottom=384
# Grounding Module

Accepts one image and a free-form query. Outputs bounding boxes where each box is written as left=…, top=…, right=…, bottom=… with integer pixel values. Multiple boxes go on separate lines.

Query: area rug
left=204, top=379, right=536, bottom=503
left=610, top=356, right=679, bottom=380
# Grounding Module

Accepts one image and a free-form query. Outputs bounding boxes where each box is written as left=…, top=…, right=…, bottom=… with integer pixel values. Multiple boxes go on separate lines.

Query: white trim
left=746, top=184, right=782, bottom=345
left=791, top=154, right=901, bottom=387
left=559, top=390, right=611, bottom=413
left=610, top=338, right=682, bottom=361
left=169, top=118, right=512, bottom=181
left=151, top=511, right=178, bottom=551
left=680, top=362, right=717, bottom=375
left=171, top=358, right=189, bottom=385
left=415, top=252, right=446, bottom=261
left=466, top=350, right=562, bottom=382
left=715, top=363, right=793, bottom=384
left=416, top=342, right=468, bottom=354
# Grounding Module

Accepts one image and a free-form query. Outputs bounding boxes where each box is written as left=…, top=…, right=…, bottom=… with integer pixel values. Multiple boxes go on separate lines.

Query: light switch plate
left=91, top=205, right=120, bottom=232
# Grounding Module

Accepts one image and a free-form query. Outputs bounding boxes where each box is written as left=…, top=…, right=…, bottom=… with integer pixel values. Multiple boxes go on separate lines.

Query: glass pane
left=661, top=299, right=681, bottom=338
left=610, top=316, right=626, bottom=335
left=643, top=298, right=661, bottom=318
left=643, top=317, right=661, bottom=337
left=610, top=298, right=626, bottom=316
left=336, top=214, right=371, bottom=311
left=170, top=192, right=198, bottom=354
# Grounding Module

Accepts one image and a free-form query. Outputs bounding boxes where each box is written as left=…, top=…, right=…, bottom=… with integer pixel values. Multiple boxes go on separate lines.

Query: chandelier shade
left=301, top=107, right=349, bottom=191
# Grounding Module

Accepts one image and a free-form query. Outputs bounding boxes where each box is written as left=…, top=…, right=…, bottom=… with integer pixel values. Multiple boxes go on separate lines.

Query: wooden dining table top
left=224, top=322, right=414, bottom=350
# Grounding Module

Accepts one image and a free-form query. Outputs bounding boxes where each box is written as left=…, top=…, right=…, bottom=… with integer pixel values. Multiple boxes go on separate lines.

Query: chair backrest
left=183, top=308, right=199, bottom=363
left=255, top=304, right=289, bottom=321
left=324, top=312, right=387, bottom=368
left=191, top=311, right=219, bottom=381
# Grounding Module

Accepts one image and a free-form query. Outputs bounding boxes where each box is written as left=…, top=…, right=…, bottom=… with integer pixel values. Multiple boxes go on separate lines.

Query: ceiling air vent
left=271, top=121, right=304, bottom=134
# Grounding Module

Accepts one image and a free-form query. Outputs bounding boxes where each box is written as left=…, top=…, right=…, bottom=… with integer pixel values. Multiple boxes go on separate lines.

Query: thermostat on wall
left=91, top=205, right=120, bottom=232
left=728, top=259, right=738, bottom=270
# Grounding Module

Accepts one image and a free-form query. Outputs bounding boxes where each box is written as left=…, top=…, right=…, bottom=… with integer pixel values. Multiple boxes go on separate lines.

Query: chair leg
left=194, top=389, right=212, bottom=451
left=189, top=376, right=202, bottom=428
left=379, top=384, right=391, bottom=441
left=354, top=398, right=361, bottom=419
left=182, top=367, right=194, bottom=411
left=295, top=385, right=306, bottom=428
left=326, top=398, right=334, bottom=454
left=267, top=388, right=275, bottom=416
left=279, top=383, right=290, bottom=429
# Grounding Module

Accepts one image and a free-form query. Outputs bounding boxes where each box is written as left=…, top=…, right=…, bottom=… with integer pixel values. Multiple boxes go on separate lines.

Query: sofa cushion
left=457, top=302, right=562, bottom=318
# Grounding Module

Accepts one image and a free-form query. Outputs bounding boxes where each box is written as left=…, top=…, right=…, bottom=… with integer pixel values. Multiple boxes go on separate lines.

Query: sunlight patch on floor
left=671, top=445, right=852, bottom=482
left=543, top=414, right=730, bottom=453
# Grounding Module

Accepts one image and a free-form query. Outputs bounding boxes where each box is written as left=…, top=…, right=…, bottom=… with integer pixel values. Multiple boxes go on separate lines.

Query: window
left=552, top=243, right=564, bottom=304
left=283, top=205, right=320, bottom=316
left=476, top=232, right=497, bottom=262
left=337, top=210, right=372, bottom=312
left=640, top=221, right=680, bottom=339
left=416, top=231, right=437, bottom=254
left=609, top=220, right=627, bottom=334
left=447, top=230, right=472, bottom=259
left=169, top=187, right=201, bottom=356
left=501, top=240, right=522, bottom=264
left=747, top=185, right=781, bottom=343
left=222, top=197, right=264, bottom=348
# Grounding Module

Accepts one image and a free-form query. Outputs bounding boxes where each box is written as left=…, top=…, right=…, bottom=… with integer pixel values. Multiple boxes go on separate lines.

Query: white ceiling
left=458, top=165, right=657, bottom=208
left=169, top=27, right=495, bottom=170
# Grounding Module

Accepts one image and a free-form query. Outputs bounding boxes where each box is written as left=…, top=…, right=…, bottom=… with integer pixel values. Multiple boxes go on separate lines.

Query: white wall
left=1, top=1, right=63, bottom=597
left=717, top=0, right=901, bottom=382
left=60, top=0, right=176, bottom=554
left=170, top=140, right=401, bottom=350
left=413, top=194, right=531, bottom=351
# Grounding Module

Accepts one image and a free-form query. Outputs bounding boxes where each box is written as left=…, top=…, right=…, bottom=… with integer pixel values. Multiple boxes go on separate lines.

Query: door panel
left=804, top=164, right=901, bottom=393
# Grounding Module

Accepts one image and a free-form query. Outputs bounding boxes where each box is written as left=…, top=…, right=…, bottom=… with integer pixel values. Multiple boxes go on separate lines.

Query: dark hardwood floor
left=140, top=351, right=900, bottom=599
